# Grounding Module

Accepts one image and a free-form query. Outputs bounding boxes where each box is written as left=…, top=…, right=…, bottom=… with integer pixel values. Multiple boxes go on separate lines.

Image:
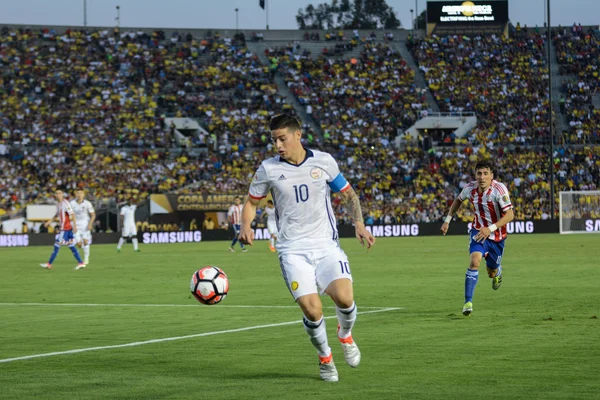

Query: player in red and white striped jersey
left=441, top=161, right=515, bottom=316
left=227, top=197, right=246, bottom=253
left=40, top=188, right=85, bottom=270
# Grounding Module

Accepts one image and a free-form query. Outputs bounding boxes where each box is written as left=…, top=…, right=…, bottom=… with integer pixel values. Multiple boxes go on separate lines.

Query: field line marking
left=0, top=303, right=397, bottom=310
left=0, top=308, right=401, bottom=364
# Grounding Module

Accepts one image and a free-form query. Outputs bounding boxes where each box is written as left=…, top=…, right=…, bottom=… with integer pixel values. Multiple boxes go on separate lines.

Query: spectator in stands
left=202, top=217, right=215, bottom=230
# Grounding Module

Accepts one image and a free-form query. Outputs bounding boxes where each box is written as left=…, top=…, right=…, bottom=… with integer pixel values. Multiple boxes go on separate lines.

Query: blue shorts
left=232, top=224, right=241, bottom=234
left=55, top=230, right=76, bottom=246
left=469, top=229, right=505, bottom=269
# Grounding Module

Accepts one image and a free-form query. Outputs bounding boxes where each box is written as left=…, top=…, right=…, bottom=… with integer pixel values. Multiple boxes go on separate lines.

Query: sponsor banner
left=140, top=228, right=274, bottom=244
left=142, top=231, right=203, bottom=244
left=340, top=220, right=559, bottom=238
left=584, top=219, right=600, bottom=232
left=1, top=233, right=123, bottom=247
left=150, top=194, right=245, bottom=213
left=8, top=220, right=600, bottom=247
left=0, top=234, right=30, bottom=247
left=427, top=1, right=508, bottom=24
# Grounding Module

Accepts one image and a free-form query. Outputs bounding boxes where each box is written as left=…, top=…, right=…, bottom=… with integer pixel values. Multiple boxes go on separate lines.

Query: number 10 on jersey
left=293, top=184, right=309, bottom=203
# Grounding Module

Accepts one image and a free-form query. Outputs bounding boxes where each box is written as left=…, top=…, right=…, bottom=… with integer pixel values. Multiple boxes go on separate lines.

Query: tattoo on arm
left=340, top=187, right=363, bottom=224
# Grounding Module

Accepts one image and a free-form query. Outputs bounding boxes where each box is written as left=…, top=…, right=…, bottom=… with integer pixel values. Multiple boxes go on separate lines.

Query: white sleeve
left=64, top=201, right=74, bottom=215
left=497, top=184, right=513, bottom=211
left=323, top=154, right=350, bottom=193
left=227, top=206, right=233, bottom=217
left=120, top=207, right=126, bottom=216
left=248, top=164, right=270, bottom=200
left=458, top=185, right=472, bottom=201
left=87, top=201, right=95, bottom=214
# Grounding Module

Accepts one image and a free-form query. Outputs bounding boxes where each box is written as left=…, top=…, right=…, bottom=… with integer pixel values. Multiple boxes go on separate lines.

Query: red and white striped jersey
left=458, top=180, right=513, bottom=242
left=227, top=204, right=243, bottom=225
left=57, top=199, right=74, bottom=231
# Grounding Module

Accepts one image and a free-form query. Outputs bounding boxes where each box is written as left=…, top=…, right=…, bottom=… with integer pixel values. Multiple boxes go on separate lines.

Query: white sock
left=132, top=238, right=139, bottom=251
left=270, top=238, right=275, bottom=247
left=83, top=244, right=90, bottom=260
left=117, top=237, right=125, bottom=249
left=303, top=317, right=331, bottom=357
left=336, top=302, right=357, bottom=339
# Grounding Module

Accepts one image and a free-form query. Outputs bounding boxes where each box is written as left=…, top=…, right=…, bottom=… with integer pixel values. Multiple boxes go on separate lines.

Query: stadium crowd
left=553, top=28, right=600, bottom=144
left=282, top=43, right=428, bottom=148
left=0, top=26, right=289, bottom=150
left=409, top=33, right=555, bottom=145
left=1, top=27, right=599, bottom=225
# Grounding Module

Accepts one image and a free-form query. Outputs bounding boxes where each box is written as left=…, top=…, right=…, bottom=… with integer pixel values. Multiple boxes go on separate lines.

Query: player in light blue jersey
left=239, top=114, right=375, bottom=382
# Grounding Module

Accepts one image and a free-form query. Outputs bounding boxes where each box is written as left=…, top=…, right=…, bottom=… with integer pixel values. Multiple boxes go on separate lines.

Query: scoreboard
left=427, top=1, right=508, bottom=25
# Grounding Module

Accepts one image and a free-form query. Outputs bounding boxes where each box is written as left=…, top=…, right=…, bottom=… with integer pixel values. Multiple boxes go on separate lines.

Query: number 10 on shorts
left=339, top=261, right=351, bottom=274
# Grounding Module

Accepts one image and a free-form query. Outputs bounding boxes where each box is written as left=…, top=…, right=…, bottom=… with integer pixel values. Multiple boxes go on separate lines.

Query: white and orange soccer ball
left=190, top=266, right=229, bottom=305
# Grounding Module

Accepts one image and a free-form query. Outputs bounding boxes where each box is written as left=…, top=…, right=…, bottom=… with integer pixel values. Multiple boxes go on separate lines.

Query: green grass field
left=0, top=234, right=598, bottom=399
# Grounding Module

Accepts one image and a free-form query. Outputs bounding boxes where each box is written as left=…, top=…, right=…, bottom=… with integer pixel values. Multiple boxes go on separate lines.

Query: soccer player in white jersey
left=227, top=197, right=247, bottom=253
left=117, top=199, right=140, bottom=252
left=263, top=200, right=277, bottom=252
left=441, top=161, right=514, bottom=316
left=70, top=189, right=96, bottom=266
left=239, top=114, right=375, bottom=382
left=40, top=188, right=86, bottom=270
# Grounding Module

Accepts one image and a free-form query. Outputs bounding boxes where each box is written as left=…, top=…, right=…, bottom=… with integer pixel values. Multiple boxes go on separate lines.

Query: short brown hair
left=270, top=114, right=301, bottom=132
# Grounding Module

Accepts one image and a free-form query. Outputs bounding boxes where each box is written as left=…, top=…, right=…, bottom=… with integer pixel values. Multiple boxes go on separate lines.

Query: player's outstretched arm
left=239, top=197, right=260, bottom=246
left=441, top=198, right=463, bottom=235
left=44, top=215, right=59, bottom=228
left=339, top=186, right=375, bottom=248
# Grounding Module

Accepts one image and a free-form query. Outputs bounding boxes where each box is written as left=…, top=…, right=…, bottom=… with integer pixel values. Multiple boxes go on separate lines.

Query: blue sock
left=231, top=237, right=238, bottom=247
left=48, top=244, right=60, bottom=265
left=465, top=269, right=479, bottom=303
left=69, top=245, right=83, bottom=263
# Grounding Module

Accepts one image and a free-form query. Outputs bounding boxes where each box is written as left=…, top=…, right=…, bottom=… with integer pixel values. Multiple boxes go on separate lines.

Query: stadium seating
left=1, top=26, right=599, bottom=224
left=553, top=28, right=600, bottom=144
left=282, top=42, right=428, bottom=148
left=410, top=33, right=553, bottom=145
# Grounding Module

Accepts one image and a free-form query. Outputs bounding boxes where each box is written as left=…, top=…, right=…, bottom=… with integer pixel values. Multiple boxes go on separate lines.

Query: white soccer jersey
left=264, top=207, right=276, bottom=224
left=120, top=205, right=137, bottom=227
left=249, top=149, right=350, bottom=253
left=70, top=199, right=95, bottom=228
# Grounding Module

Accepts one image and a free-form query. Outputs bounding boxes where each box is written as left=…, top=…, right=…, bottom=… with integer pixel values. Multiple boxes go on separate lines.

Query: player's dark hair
left=270, top=114, right=301, bottom=132
left=267, top=200, right=273, bottom=205
left=475, top=161, right=493, bottom=174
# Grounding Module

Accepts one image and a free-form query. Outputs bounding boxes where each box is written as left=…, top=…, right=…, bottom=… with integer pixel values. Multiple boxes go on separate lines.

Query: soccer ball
left=190, top=266, right=229, bottom=305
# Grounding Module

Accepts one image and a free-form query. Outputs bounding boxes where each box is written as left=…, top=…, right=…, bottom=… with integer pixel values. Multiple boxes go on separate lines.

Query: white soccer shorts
left=277, top=246, right=352, bottom=300
left=75, top=229, right=92, bottom=243
left=122, top=225, right=137, bottom=237
left=267, top=221, right=278, bottom=236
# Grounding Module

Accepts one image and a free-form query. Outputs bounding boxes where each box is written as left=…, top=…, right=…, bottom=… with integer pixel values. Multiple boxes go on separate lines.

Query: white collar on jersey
left=278, top=148, right=314, bottom=167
